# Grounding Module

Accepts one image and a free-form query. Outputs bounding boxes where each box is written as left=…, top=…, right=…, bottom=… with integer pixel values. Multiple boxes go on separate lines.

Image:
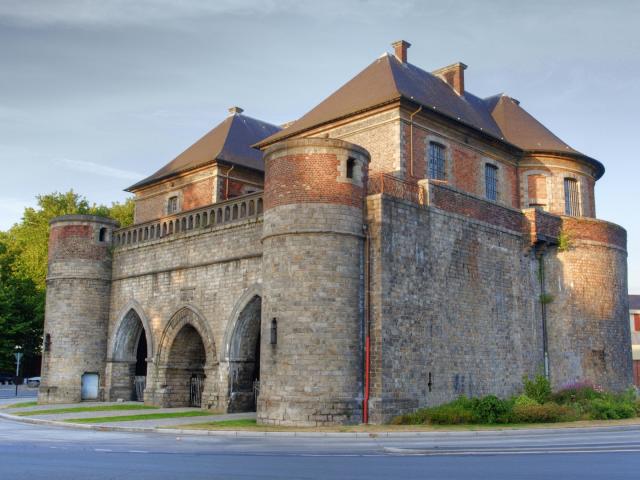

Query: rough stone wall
left=107, top=217, right=263, bottom=409
left=543, top=223, right=632, bottom=391
left=259, top=138, right=368, bottom=426
left=40, top=215, right=118, bottom=404
left=366, top=194, right=542, bottom=422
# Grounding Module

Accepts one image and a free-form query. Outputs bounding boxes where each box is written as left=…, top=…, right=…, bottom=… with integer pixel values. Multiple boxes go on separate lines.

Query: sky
left=0, top=0, right=638, bottom=292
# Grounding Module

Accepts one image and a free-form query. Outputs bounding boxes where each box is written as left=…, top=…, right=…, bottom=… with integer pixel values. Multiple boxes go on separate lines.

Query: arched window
left=485, top=164, right=498, bottom=201
left=98, top=227, right=107, bottom=242
left=564, top=178, right=580, bottom=216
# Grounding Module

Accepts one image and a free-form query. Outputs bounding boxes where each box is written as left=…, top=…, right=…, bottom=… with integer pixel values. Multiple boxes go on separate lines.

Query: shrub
left=523, top=374, right=552, bottom=404
left=426, top=403, right=476, bottom=425
left=512, top=402, right=576, bottom=423
left=470, top=395, right=512, bottom=424
left=513, top=394, right=539, bottom=408
left=587, top=398, right=636, bottom=420
left=551, top=381, right=605, bottom=404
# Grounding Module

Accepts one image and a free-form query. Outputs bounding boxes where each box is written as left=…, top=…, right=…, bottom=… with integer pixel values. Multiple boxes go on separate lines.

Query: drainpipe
left=225, top=165, right=235, bottom=200
left=363, top=222, right=371, bottom=424
left=409, top=105, right=423, bottom=178
left=536, top=245, right=550, bottom=379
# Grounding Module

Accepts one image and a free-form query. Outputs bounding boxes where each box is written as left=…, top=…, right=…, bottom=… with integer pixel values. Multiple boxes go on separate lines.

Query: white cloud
left=57, top=158, right=142, bottom=180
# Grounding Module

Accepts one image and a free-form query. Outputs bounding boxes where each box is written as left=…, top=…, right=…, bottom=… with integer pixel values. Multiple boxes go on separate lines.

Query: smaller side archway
left=107, top=307, right=152, bottom=401
left=227, top=295, right=262, bottom=412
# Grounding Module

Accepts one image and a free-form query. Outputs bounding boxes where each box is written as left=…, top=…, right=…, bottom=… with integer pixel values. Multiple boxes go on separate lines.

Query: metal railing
left=113, top=192, right=263, bottom=248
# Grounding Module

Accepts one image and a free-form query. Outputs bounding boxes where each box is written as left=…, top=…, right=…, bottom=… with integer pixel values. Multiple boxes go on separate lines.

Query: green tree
left=0, top=191, right=134, bottom=370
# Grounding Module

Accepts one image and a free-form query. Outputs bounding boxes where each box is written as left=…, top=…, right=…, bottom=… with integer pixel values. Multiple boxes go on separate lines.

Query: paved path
left=1, top=416, right=640, bottom=479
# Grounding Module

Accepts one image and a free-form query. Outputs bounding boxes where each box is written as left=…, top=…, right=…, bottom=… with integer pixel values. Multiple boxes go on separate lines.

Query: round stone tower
left=258, top=138, right=370, bottom=426
left=543, top=217, right=632, bottom=392
left=39, top=214, right=118, bottom=403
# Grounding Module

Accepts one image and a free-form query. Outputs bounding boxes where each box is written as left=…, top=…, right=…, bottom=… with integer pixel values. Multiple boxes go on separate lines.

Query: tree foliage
left=0, top=191, right=134, bottom=372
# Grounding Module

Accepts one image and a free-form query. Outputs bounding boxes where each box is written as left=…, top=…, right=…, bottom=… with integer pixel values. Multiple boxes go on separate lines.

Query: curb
left=2, top=412, right=640, bottom=438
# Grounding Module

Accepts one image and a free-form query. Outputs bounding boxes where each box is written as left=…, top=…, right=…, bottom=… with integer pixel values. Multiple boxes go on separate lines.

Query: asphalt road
left=1, top=417, right=640, bottom=479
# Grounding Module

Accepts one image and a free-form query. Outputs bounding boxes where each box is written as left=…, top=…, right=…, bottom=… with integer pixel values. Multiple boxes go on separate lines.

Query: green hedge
left=391, top=377, right=639, bottom=426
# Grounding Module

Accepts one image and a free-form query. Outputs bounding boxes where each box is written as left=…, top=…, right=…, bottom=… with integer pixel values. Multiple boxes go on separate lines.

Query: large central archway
left=109, top=308, right=150, bottom=401
left=228, top=295, right=262, bottom=412
left=151, top=307, right=218, bottom=408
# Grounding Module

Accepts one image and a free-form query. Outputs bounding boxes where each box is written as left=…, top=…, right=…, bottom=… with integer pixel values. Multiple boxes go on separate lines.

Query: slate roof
left=127, top=111, right=281, bottom=191
left=256, top=53, right=603, bottom=178
left=630, top=295, right=640, bottom=311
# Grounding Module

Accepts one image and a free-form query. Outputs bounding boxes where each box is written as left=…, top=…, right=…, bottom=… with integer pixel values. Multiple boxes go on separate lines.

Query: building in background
left=631, top=295, right=640, bottom=386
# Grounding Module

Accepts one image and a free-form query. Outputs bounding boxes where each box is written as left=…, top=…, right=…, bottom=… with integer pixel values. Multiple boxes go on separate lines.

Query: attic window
left=346, top=157, right=355, bottom=179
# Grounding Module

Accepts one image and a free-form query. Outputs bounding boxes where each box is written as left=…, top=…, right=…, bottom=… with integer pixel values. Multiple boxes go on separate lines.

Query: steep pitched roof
left=630, top=295, right=640, bottom=311
left=257, top=53, right=603, bottom=178
left=127, top=111, right=281, bottom=191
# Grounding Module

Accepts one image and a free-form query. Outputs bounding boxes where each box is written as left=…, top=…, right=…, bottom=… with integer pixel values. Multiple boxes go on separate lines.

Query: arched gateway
left=227, top=295, right=262, bottom=412
left=107, top=308, right=151, bottom=401
left=149, top=307, right=218, bottom=408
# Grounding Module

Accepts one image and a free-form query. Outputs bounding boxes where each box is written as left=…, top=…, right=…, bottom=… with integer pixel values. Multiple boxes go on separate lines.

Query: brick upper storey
left=125, top=40, right=609, bottom=228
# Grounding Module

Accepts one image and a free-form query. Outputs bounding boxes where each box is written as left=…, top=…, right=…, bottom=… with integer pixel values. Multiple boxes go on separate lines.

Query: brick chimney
left=432, top=62, right=467, bottom=95
left=391, top=40, right=411, bottom=63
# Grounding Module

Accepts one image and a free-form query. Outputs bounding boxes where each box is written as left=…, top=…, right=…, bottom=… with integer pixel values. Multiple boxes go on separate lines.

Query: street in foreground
left=1, top=417, right=640, bottom=479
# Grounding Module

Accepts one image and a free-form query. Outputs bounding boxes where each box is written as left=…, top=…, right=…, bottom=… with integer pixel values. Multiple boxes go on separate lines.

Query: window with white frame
left=167, top=196, right=179, bottom=214
left=428, top=142, right=446, bottom=180
left=564, top=178, right=580, bottom=216
left=485, top=164, right=498, bottom=201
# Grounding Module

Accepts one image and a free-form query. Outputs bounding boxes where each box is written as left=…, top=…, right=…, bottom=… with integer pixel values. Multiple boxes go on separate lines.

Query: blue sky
left=0, top=0, right=638, bottom=292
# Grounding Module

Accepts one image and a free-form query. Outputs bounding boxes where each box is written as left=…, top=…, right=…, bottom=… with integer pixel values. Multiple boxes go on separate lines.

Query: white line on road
left=384, top=447, right=640, bottom=456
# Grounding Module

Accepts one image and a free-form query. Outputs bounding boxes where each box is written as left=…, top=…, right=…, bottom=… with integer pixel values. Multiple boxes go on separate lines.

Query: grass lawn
left=170, top=417, right=640, bottom=432
left=0, top=401, right=38, bottom=410
left=64, top=411, right=216, bottom=424
left=14, top=404, right=158, bottom=417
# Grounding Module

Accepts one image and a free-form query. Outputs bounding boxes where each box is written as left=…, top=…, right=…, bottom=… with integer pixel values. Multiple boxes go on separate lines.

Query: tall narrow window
left=346, top=157, right=355, bottom=179
left=167, top=196, right=178, bottom=214
left=98, top=227, right=107, bottom=242
left=428, top=142, right=446, bottom=180
left=485, top=164, right=498, bottom=201
left=564, top=178, right=580, bottom=216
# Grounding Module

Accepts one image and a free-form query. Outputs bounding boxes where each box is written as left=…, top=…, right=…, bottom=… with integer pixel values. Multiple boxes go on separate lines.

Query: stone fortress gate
left=39, top=41, right=632, bottom=426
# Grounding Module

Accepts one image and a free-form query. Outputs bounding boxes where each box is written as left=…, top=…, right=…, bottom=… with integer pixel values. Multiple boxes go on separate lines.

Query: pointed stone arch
left=223, top=285, right=262, bottom=412
left=156, top=305, right=217, bottom=369
left=109, top=300, right=154, bottom=361
left=148, top=305, right=218, bottom=408
left=223, top=284, right=262, bottom=362
left=106, top=301, right=153, bottom=401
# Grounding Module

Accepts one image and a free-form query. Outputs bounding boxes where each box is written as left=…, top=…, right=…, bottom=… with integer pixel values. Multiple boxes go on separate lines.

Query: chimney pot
left=228, top=106, right=244, bottom=115
left=391, top=40, right=411, bottom=63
